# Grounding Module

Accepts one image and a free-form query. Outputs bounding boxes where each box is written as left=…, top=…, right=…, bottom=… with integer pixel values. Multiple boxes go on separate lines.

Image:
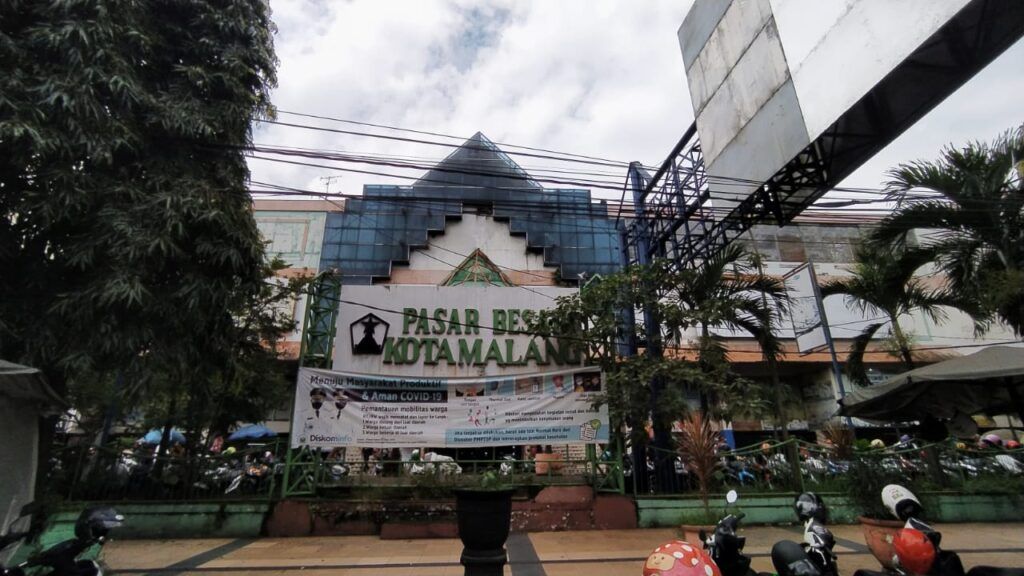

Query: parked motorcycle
left=699, top=490, right=757, bottom=576
left=1, top=504, right=123, bottom=576
left=409, top=451, right=462, bottom=475
left=852, top=484, right=1024, bottom=576
left=792, top=492, right=838, bottom=576
left=754, top=492, right=839, bottom=576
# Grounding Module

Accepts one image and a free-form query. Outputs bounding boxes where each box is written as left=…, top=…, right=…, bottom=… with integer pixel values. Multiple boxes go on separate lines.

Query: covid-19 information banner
left=290, top=367, right=609, bottom=448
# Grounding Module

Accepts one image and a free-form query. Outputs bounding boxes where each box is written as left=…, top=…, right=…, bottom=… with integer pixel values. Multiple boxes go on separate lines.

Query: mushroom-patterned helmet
left=643, top=540, right=721, bottom=576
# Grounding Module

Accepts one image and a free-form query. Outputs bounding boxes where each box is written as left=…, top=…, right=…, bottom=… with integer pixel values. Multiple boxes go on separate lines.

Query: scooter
left=700, top=490, right=757, bottom=576
left=793, top=492, right=839, bottom=576
left=852, top=485, right=1024, bottom=576
left=765, top=492, right=838, bottom=576
left=1, top=504, right=123, bottom=576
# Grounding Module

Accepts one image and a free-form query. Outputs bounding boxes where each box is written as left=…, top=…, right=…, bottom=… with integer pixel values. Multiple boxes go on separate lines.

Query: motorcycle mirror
left=726, top=490, right=738, bottom=505
left=18, top=502, right=40, bottom=518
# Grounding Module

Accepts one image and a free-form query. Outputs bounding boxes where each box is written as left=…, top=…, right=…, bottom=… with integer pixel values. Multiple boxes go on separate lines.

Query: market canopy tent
left=839, top=346, right=1024, bottom=422
left=0, top=360, right=65, bottom=545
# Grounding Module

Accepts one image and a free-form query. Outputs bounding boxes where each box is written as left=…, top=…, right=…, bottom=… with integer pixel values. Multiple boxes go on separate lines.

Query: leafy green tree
left=527, top=247, right=786, bottom=493
left=869, top=126, right=1024, bottom=335
left=529, top=243, right=787, bottom=437
left=1, top=0, right=284, bottom=470
left=820, top=242, right=981, bottom=385
left=529, top=264, right=704, bottom=447
left=75, top=258, right=307, bottom=450
left=1, top=1, right=277, bottom=393
left=663, top=243, right=789, bottom=417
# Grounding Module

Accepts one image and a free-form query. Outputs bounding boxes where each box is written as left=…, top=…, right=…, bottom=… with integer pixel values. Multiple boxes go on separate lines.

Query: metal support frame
left=297, top=271, right=342, bottom=369
left=281, top=271, right=342, bottom=498
left=623, top=124, right=830, bottom=271
left=620, top=124, right=830, bottom=488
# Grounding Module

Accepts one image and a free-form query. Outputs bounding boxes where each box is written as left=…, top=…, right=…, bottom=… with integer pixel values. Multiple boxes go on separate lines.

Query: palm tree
left=820, top=242, right=979, bottom=385
left=869, top=126, right=1024, bottom=335
left=666, top=243, right=789, bottom=413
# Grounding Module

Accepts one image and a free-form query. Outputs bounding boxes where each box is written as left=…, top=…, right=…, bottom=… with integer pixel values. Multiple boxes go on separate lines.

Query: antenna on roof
left=320, top=175, right=343, bottom=194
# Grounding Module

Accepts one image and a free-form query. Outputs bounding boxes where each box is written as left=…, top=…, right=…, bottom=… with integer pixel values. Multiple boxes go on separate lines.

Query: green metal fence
left=50, top=441, right=286, bottom=502
left=51, top=436, right=1022, bottom=503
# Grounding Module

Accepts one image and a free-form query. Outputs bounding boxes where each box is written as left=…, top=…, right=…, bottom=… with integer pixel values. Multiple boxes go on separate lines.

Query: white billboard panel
left=678, top=0, right=972, bottom=217
left=772, top=0, right=970, bottom=139
left=783, top=263, right=826, bottom=353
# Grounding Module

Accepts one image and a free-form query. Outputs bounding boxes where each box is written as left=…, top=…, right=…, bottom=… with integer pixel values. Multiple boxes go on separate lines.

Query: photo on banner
left=291, top=367, right=609, bottom=449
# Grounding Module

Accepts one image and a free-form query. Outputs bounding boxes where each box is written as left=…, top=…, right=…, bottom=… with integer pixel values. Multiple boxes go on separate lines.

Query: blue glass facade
left=319, top=133, right=623, bottom=284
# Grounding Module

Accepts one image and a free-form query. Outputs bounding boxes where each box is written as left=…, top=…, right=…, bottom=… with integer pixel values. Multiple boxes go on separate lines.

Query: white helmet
left=882, top=484, right=922, bottom=521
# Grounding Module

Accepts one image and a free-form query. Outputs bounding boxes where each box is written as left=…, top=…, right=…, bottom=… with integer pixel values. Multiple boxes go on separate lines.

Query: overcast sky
left=249, top=0, right=1024, bottom=203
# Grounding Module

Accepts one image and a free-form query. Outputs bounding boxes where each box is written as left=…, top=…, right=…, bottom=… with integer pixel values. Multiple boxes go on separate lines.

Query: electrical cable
left=274, top=109, right=634, bottom=166
left=247, top=185, right=1014, bottom=240
left=280, top=282, right=1024, bottom=355
left=246, top=148, right=1021, bottom=215
left=256, top=119, right=630, bottom=169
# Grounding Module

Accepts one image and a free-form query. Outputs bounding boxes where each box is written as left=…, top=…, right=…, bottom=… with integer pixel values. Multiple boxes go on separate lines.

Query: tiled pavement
left=103, top=524, right=1024, bottom=575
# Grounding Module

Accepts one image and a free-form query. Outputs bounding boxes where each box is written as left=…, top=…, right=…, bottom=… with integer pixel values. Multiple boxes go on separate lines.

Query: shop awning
left=0, top=360, right=65, bottom=407
left=838, top=345, right=1024, bottom=422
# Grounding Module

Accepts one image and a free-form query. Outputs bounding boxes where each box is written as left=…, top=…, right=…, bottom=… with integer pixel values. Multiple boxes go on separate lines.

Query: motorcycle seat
left=967, top=569, right=1024, bottom=576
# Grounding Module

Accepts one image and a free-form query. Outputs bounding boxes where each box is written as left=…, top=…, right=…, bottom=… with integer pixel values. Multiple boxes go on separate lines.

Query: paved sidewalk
left=103, top=524, right=1024, bottom=575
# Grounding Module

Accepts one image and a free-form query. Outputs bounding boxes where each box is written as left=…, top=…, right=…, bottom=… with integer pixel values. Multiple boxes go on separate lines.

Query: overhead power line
left=250, top=185, right=1016, bottom=255
left=257, top=119, right=630, bottom=169
left=274, top=110, right=634, bottom=167
left=276, top=282, right=1024, bottom=355
left=245, top=138, right=1024, bottom=212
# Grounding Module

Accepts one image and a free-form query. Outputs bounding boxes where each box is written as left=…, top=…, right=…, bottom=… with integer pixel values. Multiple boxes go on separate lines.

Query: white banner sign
left=334, top=285, right=580, bottom=378
left=291, top=367, right=609, bottom=448
left=783, top=263, right=827, bottom=354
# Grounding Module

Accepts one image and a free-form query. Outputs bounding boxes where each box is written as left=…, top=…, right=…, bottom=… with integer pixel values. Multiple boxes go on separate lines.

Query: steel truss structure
left=626, top=0, right=1024, bottom=269
left=622, top=123, right=829, bottom=270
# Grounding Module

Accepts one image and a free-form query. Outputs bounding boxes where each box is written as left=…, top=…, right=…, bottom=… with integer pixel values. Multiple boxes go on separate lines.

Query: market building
left=252, top=134, right=1017, bottom=445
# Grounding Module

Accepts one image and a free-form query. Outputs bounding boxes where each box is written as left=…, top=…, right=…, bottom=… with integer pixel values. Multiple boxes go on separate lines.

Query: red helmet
left=643, top=540, right=721, bottom=576
left=1006, top=440, right=1021, bottom=450
left=893, top=528, right=936, bottom=575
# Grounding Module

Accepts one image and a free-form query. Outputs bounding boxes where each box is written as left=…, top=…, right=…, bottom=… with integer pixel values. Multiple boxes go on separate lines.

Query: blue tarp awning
left=227, top=424, right=276, bottom=441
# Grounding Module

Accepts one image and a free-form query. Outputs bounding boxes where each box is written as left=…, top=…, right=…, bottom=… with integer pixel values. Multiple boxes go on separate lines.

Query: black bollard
left=461, top=547, right=507, bottom=576
left=454, top=488, right=514, bottom=576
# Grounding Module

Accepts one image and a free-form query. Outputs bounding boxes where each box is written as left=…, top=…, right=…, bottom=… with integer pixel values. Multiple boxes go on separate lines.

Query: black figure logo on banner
left=350, top=313, right=389, bottom=355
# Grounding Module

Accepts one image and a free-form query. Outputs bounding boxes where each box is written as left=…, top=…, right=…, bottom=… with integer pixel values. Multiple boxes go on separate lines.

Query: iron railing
left=632, top=438, right=1024, bottom=497
left=50, top=437, right=1021, bottom=502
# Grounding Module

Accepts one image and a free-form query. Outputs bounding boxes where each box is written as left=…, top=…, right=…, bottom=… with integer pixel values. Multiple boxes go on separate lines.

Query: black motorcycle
left=1, top=504, right=123, bottom=576
left=851, top=484, right=1023, bottom=576
left=700, top=490, right=757, bottom=576
left=767, top=493, right=840, bottom=576
left=792, top=492, right=838, bottom=576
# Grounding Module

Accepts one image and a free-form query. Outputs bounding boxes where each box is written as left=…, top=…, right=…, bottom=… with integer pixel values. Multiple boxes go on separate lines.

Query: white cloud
left=251, top=0, right=1023, bottom=204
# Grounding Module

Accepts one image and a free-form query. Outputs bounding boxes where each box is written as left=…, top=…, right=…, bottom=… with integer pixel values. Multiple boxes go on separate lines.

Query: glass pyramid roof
left=319, top=133, right=622, bottom=284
